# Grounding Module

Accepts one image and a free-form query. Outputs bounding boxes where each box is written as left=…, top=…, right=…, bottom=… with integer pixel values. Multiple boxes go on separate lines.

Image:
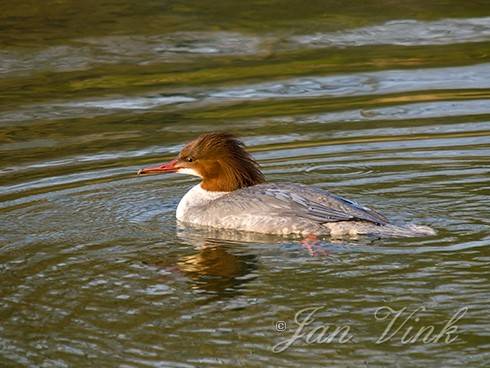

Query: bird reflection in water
left=152, top=227, right=282, bottom=295
left=176, top=243, right=257, bottom=295
left=145, top=226, right=338, bottom=295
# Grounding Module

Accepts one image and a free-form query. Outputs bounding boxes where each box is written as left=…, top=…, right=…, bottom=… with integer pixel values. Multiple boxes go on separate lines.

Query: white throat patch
left=177, top=167, right=202, bottom=178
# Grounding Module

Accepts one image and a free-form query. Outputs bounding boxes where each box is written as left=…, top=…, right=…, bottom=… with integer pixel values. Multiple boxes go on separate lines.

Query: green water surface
left=1, top=1, right=490, bottom=367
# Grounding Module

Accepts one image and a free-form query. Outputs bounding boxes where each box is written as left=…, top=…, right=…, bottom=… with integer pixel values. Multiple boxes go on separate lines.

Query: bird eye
left=186, top=157, right=193, bottom=162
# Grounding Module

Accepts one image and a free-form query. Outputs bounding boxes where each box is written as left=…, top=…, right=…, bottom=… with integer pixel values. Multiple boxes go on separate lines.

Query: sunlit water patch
left=0, top=32, right=263, bottom=77
left=2, top=63, right=490, bottom=125
left=292, top=17, right=490, bottom=47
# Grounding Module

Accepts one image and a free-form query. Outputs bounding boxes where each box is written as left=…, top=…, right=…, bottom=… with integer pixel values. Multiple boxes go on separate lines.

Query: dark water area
left=1, top=1, right=489, bottom=367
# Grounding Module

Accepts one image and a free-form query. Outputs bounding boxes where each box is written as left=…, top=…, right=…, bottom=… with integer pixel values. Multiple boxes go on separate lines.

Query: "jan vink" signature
left=272, top=305, right=468, bottom=353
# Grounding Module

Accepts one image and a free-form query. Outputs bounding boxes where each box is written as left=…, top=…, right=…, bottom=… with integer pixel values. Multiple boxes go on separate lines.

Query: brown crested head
left=137, top=133, right=265, bottom=192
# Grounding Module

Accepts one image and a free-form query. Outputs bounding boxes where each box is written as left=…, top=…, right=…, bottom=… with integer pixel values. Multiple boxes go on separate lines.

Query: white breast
left=176, top=184, right=228, bottom=221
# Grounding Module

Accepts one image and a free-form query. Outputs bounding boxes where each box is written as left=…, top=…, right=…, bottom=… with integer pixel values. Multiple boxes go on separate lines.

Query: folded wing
left=205, top=183, right=389, bottom=225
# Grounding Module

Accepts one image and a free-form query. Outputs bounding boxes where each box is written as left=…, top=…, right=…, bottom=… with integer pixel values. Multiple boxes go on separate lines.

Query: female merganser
left=137, top=133, right=435, bottom=238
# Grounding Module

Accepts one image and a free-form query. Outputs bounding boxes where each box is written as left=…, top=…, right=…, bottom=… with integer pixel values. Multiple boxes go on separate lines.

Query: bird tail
left=324, top=221, right=436, bottom=238
left=374, top=223, right=437, bottom=237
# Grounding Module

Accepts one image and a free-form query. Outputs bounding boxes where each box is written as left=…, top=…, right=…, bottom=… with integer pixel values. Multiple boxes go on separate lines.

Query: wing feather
left=205, top=183, right=389, bottom=225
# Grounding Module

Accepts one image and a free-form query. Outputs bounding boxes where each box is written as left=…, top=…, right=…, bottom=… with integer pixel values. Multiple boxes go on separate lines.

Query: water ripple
left=0, top=32, right=262, bottom=77
left=2, top=63, right=490, bottom=124
left=292, top=17, right=490, bottom=47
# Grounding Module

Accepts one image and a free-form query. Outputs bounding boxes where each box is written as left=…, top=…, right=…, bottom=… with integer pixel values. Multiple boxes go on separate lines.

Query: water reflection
left=3, top=17, right=490, bottom=78
left=270, top=100, right=490, bottom=125
left=3, top=62, right=490, bottom=125
left=144, top=229, right=266, bottom=296
left=175, top=244, right=257, bottom=295
left=0, top=32, right=262, bottom=77
left=292, top=17, right=490, bottom=47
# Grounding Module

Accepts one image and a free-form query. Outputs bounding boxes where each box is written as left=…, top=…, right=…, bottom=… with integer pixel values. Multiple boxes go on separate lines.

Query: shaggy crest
left=180, top=133, right=265, bottom=191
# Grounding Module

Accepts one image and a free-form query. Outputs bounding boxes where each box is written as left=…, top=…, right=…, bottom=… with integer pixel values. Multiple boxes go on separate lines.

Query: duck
left=137, top=133, right=435, bottom=238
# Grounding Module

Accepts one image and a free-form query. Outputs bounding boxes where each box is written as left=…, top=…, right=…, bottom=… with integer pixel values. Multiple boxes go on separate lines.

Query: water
left=1, top=1, right=490, bottom=367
